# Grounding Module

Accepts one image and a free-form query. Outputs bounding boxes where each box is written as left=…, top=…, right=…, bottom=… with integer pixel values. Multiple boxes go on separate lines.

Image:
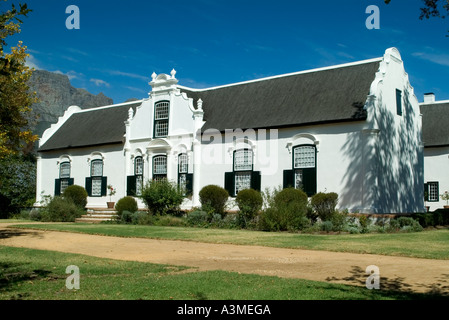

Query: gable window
left=154, top=101, right=169, bottom=138
left=153, top=155, right=167, bottom=181
left=127, top=156, right=144, bottom=197
left=55, top=162, right=73, bottom=196
left=424, top=182, right=439, bottom=202
left=396, top=89, right=402, bottom=116
left=283, top=145, right=317, bottom=197
left=86, top=159, right=107, bottom=197
left=178, top=153, right=193, bottom=196
left=224, top=149, right=261, bottom=197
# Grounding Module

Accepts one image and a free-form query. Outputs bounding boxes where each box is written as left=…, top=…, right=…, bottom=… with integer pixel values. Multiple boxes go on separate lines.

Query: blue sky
left=5, top=0, right=449, bottom=104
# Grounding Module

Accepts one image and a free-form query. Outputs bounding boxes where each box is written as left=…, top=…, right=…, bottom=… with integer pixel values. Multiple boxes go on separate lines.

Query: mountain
left=28, top=70, right=114, bottom=138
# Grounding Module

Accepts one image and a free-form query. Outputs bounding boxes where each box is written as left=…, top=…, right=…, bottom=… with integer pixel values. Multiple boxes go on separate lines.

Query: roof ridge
left=178, top=57, right=382, bottom=92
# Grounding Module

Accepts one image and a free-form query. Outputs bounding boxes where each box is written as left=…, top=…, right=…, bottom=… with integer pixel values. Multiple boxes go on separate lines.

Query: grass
left=0, top=246, right=445, bottom=300
left=8, top=222, right=449, bottom=260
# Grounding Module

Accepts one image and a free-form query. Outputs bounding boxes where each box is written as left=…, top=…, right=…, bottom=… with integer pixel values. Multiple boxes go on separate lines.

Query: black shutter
left=302, top=168, right=317, bottom=197
left=186, top=173, right=194, bottom=196
left=224, top=172, right=235, bottom=197
left=127, top=176, right=136, bottom=196
left=251, top=171, right=261, bottom=191
left=54, top=179, right=61, bottom=196
left=283, top=170, right=294, bottom=189
left=85, top=177, right=92, bottom=197
left=101, top=177, right=108, bottom=196
left=68, top=178, right=74, bottom=187
left=424, top=183, right=429, bottom=202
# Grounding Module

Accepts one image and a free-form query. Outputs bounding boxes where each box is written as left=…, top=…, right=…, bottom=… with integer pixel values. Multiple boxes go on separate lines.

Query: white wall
left=424, top=147, right=449, bottom=211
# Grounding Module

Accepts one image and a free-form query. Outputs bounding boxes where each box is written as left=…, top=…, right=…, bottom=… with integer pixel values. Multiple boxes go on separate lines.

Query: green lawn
left=7, top=222, right=449, bottom=260
left=0, top=246, right=444, bottom=300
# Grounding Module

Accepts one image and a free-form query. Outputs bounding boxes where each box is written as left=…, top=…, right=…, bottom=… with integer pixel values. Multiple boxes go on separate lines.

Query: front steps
left=75, top=208, right=118, bottom=223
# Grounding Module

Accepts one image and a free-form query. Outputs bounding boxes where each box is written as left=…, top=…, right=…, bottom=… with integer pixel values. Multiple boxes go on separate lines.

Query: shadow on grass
left=326, top=266, right=449, bottom=300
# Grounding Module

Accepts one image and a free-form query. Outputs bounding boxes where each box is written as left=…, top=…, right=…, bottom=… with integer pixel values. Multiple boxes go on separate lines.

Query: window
left=86, top=159, right=107, bottom=197
left=153, top=155, right=167, bottom=181
left=425, top=182, right=439, bottom=202
left=224, top=149, right=261, bottom=197
left=127, top=156, right=144, bottom=197
left=283, top=145, right=317, bottom=197
left=154, top=101, right=169, bottom=138
left=55, top=162, right=73, bottom=196
left=135, top=156, right=143, bottom=196
left=396, top=89, right=402, bottom=116
left=178, top=153, right=193, bottom=196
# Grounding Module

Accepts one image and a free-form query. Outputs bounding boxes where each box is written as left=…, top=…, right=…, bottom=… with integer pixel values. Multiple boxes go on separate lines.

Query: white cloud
left=53, top=70, right=84, bottom=81
left=412, top=51, right=449, bottom=67
left=25, top=54, right=41, bottom=70
left=107, top=70, right=148, bottom=81
left=90, top=78, right=110, bottom=87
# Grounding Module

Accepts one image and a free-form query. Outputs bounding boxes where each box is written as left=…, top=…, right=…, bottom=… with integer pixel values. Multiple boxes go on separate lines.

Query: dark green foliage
left=199, top=185, right=229, bottom=217
left=258, top=188, right=310, bottom=231
left=186, top=210, right=209, bottom=226
left=0, top=155, right=36, bottom=216
left=388, top=217, right=423, bottom=233
left=40, top=196, right=83, bottom=222
left=311, top=192, right=338, bottom=221
left=140, top=179, right=184, bottom=215
left=115, top=196, right=138, bottom=216
left=62, top=185, right=87, bottom=209
left=236, top=189, right=263, bottom=226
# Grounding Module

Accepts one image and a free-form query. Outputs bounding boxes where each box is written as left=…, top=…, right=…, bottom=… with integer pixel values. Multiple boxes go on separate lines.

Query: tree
left=385, top=0, right=449, bottom=20
left=0, top=1, right=38, bottom=158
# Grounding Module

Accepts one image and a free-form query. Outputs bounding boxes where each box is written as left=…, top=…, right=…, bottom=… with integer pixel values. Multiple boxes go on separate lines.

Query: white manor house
left=35, top=48, right=449, bottom=214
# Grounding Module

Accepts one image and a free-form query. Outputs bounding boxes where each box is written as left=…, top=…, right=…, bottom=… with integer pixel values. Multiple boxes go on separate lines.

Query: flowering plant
left=440, top=191, right=449, bottom=205
left=107, top=184, right=116, bottom=202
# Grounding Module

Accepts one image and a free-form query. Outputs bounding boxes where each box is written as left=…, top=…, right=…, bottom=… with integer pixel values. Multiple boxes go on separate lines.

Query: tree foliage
left=0, top=1, right=38, bottom=158
left=385, top=0, right=449, bottom=20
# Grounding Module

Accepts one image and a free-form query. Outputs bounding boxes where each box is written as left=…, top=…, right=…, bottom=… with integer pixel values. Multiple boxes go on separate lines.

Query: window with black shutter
left=55, top=162, right=73, bottom=196
left=224, top=149, right=260, bottom=197
left=283, top=145, right=317, bottom=197
left=153, top=155, right=167, bottom=181
left=178, top=153, right=193, bottom=196
left=86, top=159, right=106, bottom=197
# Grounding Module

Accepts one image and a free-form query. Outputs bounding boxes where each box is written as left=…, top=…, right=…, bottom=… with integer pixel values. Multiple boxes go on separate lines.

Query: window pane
left=60, top=179, right=69, bottom=194
left=91, top=160, right=103, bottom=177
left=153, top=156, right=167, bottom=175
left=294, top=146, right=315, bottom=169
left=295, top=169, right=303, bottom=190
left=135, top=157, right=143, bottom=175
left=136, top=176, right=143, bottom=196
left=178, top=154, right=188, bottom=173
left=234, top=150, right=253, bottom=171
left=155, top=101, right=169, bottom=120
left=60, top=163, right=70, bottom=178
left=155, top=120, right=169, bottom=137
left=179, top=173, right=187, bottom=194
left=235, top=172, right=251, bottom=194
left=429, top=182, right=439, bottom=202
left=92, top=177, right=102, bottom=196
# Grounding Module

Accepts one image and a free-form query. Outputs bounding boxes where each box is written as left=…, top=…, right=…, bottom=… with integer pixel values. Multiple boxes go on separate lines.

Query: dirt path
left=1, top=223, right=448, bottom=295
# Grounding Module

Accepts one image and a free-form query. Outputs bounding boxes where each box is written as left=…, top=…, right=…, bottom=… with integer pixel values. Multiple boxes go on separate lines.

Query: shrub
left=62, top=185, right=88, bottom=209
left=199, top=185, right=229, bottom=217
left=40, top=196, right=83, bottom=222
left=258, top=188, right=309, bottom=232
left=140, top=179, right=184, bottom=215
left=236, top=189, right=263, bottom=226
left=186, top=210, right=209, bottom=226
left=388, top=217, right=423, bottom=233
left=311, top=192, right=338, bottom=221
left=115, top=196, right=138, bottom=216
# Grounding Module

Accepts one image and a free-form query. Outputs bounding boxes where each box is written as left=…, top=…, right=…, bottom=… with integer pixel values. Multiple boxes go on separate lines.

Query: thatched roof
left=38, top=102, right=141, bottom=152
left=181, top=59, right=381, bottom=132
left=420, top=102, right=449, bottom=147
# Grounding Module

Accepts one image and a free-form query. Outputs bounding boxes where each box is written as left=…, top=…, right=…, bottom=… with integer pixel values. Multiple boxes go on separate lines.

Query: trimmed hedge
left=199, top=185, right=229, bottom=217
left=62, top=185, right=88, bottom=209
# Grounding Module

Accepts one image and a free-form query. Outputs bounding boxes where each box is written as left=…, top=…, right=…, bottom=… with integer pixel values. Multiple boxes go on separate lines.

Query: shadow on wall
left=340, top=91, right=423, bottom=214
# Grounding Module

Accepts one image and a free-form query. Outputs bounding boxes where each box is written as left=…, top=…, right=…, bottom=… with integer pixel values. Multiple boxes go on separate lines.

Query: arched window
left=55, top=161, right=73, bottom=195
left=154, top=101, right=169, bottom=138
left=283, top=145, right=317, bottom=197
left=85, top=159, right=106, bottom=197
left=224, top=149, right=261, bottom=197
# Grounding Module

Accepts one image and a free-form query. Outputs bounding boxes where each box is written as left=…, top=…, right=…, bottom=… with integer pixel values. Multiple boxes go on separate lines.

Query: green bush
left=199, top=185, right=229, bottom=217
left=388, top=217, right=423, bottom=233
left=40, top=196, right=83, bottom=222
left=186, top=210, right=209, bottom=226
left=140, top=179, right=184, bottom=215
left=311, top=192, right=338, bottom=221
left=62, top=185, right=88, bottom=209
left=115, top=196, right=138, bottom=215
left=258, top=188, right=309, bottom=232
left=236, top=189, right=263, bottom=226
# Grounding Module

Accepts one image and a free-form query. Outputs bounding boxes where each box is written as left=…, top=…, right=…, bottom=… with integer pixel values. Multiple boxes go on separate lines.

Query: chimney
left=424, top=93, right=435, bottom=104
